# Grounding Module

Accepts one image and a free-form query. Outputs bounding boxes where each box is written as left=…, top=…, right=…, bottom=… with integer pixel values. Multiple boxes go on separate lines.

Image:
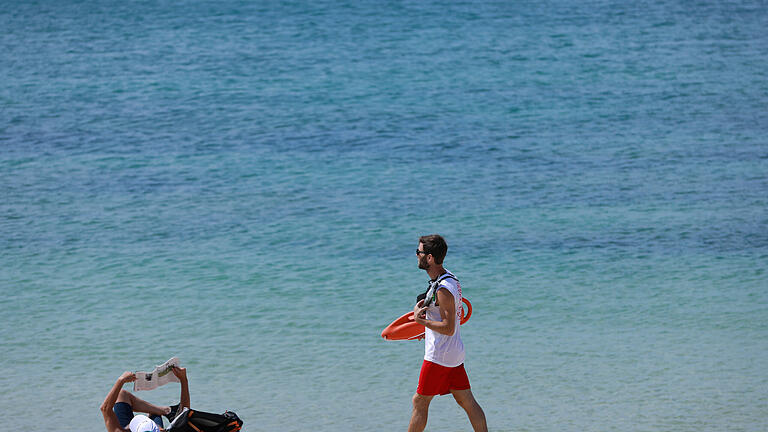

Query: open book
left=134, top=357, right=180, bottom=391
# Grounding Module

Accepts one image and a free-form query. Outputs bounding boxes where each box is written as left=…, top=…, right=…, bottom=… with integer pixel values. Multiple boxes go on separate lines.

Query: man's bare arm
left=100, top=371, right=136, bottom=432
left=413, top=288, right=457, bottom=336
left=172, top=366, right=190, bottom=409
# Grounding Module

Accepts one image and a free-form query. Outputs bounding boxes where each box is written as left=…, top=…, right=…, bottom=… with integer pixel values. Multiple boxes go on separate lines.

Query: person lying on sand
left=100, top=366, right=190, bottom=432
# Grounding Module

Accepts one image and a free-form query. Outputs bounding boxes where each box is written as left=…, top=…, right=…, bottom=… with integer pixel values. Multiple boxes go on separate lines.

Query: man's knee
left=451, top=389, right=476, bottom=410
left=116, top=389, right=133, bottom=404
left=412, top=393, right=432, bottom=411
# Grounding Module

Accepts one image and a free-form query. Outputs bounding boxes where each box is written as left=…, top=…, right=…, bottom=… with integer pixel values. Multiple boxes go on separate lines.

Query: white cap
left=128, top=415, right=161, bottom=432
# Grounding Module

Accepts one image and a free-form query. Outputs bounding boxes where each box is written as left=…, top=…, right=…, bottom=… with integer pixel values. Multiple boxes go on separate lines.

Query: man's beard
left=418, top=256, right=430, bottom=270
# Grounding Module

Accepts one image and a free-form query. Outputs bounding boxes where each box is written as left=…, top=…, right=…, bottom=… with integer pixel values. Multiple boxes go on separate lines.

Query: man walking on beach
left=409, top=234, right=487, bottom=432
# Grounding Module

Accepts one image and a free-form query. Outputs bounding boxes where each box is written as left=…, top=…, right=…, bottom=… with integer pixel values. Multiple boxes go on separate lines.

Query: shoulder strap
left=420, top=272, right=458, bottom=307
left=435, top=272, right=458, bottom=285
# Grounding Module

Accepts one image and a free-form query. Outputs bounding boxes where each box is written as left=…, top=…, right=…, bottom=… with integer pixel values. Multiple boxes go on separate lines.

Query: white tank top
left=424, top=271, right=465, bottom=367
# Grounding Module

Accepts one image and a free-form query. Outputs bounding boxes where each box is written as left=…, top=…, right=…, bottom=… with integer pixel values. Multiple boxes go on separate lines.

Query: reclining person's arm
left=173, top=367, right=190, bottom=409
left=100, top=371, right=135, bottom=432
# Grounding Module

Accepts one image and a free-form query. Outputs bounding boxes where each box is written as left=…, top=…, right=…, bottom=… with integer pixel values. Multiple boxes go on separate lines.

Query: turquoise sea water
left=1, top=1, right=767, bottom=430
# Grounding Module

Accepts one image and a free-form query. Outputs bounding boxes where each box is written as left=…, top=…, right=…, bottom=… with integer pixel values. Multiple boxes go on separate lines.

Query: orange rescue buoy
left=381, top=298, right=472, bottom=341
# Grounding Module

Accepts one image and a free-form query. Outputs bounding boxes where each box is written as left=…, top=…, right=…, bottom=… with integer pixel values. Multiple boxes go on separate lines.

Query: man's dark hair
left=419, top=234, right=448, bottom=264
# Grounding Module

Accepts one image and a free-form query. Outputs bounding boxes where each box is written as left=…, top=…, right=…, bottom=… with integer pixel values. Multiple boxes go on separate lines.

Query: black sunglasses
left=416, top=249, right=430, bottom=255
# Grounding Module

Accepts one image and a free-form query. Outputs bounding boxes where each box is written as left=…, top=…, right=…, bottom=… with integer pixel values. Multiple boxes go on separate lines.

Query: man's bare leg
left=408, top=393, right=434, bottom=432
left=116, top=390, right=171, bottom=417
left=450, top=389, right=487, bottom=432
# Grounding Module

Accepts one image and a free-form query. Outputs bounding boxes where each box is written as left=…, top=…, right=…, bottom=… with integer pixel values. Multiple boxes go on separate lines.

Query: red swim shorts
left=417, top=360, right=471, bottom=396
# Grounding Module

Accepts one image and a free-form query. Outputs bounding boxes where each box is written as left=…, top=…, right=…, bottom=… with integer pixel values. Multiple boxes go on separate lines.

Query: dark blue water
left=1, top=1, right=767, bottom=430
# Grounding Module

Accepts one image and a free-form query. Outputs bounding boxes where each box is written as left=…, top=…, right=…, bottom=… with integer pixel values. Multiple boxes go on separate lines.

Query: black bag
left=167, top=408, right=243, bottom=432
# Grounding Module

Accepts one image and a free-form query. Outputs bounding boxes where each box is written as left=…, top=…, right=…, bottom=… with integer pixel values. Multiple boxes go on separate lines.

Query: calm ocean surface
left=1, top=1, right=767, bottom=430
